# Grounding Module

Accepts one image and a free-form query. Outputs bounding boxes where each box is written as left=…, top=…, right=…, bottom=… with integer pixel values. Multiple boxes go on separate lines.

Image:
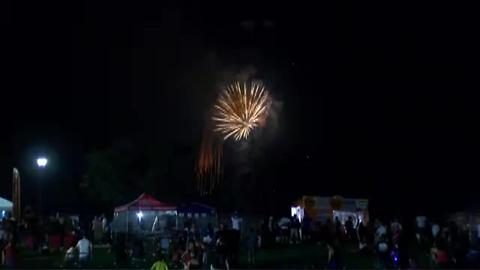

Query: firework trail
left=195, top=124, right=223, bottom=195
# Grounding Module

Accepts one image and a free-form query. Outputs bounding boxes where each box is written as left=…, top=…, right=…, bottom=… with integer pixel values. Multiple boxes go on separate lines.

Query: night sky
left=2, top=2, right=480, bottom=217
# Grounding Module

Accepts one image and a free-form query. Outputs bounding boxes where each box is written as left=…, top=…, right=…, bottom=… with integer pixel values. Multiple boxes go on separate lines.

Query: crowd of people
left=107, top=212, right=257, bottom=270
left=153, top=213, right=480, bottom=269
left=151, top=216, right=247, bottom=270
left=60, top=214, right=480, bottom=269
left=0, top=210, right=111, bottom=268
left=3, top=209, right=480, bottom=269
left=310, top=215, right=480, bottom=269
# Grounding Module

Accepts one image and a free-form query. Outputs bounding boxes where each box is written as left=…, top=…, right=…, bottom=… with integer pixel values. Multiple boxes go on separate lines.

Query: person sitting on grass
left=130, top=238, right=146, bottom=267
left=113, top=233, right=128, bottom=267
left=2, top=238, right=15, bottom=268
left=326, top=242, right=340, bottom=269
left=151, top=253, right=168, bottom=270
left=64, top=244, right=77, bottom=266
left=431, top=240, right=449, bottom=268
left=40, top=233, right=50, bottom=255
left=181, top=247, right=192, bottom=270
left=376, top=235, right=390, bottom=269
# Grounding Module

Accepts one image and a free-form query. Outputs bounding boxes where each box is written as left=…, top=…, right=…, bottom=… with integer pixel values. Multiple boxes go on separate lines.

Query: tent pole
left=175, top=211, right=178, bottom=230
left=126, top=210, right=129, bottom=240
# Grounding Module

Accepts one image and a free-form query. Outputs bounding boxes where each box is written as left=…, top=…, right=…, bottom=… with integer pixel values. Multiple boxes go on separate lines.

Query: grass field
left=15, top=242, right=432, bottom=269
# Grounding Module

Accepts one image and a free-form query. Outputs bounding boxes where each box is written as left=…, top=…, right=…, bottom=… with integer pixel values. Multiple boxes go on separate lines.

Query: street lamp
left=36, top=157, right=48, bottom=168
left=36, top=157, right=47, bottom=215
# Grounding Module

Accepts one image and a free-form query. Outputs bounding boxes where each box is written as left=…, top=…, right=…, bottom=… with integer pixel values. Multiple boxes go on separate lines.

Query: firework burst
left=196, top=80, right=271, bottom=195
left=212, top=81, right=271, bottom=141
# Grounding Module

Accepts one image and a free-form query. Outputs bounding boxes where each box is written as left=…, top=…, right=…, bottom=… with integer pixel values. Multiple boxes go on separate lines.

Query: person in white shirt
left=432, top=223, right=440, bottom=239
left=415, top=216, right=427, bottom=242
left=231, top=214, right=242, bottom=231
left=102, top=215, right=108, bottom=231
left=268, top=216, right=273, bottom=232
left=416, top=216, right=427, bottom=229
left=376, top=224, right=387, bottom=238
left=76, top=235, right=93, bottom=264
left=202, top=234, right=212, bottom=245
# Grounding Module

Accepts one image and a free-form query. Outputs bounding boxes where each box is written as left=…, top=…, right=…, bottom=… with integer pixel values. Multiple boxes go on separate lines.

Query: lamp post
left=12, top=168, right=21, bottom=220
left=36, top=157, right=47, bottom=214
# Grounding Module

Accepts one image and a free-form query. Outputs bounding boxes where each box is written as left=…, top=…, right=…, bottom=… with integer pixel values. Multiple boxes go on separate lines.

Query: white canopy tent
left=0, top=196, right=13, bottom=218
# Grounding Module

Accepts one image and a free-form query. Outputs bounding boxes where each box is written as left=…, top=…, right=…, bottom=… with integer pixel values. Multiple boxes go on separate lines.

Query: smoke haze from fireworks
left=212, top=81, right=271, bottom=141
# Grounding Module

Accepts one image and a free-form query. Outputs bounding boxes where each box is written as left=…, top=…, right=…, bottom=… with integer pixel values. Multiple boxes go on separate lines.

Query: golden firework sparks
left=195, top=123, right=223, bottom=195
left=212, top=81, right=271, bottom=141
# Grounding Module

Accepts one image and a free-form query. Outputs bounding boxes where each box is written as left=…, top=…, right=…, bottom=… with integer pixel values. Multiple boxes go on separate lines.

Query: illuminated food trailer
left=291, top=195, right=369, bottom=227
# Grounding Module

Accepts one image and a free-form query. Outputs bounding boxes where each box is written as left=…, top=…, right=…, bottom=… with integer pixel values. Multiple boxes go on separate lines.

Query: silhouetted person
left=397, top=230, right=410, bottom=269
left=345, top=217, right=354, bottom=241
left=334, top=217, right=341, bottom=238
left=376, top=235, right=390, bottom=269
left=290, top=216, right=301, bottom=244
left=326, top=242, right=340, bottom=269
left=277, top=217, right=289, bottom=244
left=215, top=224, right=229, bottom=270
left=114, top=234, right=128, bottom=267
left=357, top=221, right=366, bottom=244
left=132, top=238, right=145, bottom=259
left=246, top=227, right=257, bottom=266
left=302, top=215, right=311, bottom=242
left=63, top=245, right=76, bottom=267
left=2, top=238, right=15, bottom=268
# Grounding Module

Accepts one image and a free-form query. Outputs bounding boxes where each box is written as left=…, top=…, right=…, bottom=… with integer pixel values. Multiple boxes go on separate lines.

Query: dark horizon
left=2, top=1, right=480, bottom=218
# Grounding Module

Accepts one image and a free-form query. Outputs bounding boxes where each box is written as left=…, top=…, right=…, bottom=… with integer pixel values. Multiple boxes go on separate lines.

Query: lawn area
left=17, top=245, right=118, bottom=269
left=17, top=244, right=330, bottom=269
left=237, top=242, right=379, bottom=269
left=239, top=242, right=431, bottom=269
left=242, top=244, right=328, bottom=268
left=15, top=242, right=432, bottom=269
left=17, top=244, right=328, bottom=269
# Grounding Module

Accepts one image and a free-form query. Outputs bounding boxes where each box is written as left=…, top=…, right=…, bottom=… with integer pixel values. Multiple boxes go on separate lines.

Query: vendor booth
left=112, top=193, right=177, bottom=235
left=292, top=195, right=369, bottom=228
left=177, top=202, right=217, bottom=231
left=0, top=196, right=13, bottom=219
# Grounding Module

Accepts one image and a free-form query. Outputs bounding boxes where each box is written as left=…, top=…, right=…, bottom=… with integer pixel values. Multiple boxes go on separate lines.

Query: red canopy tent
left=112, top=193, right=177, bottom=234
left=114, top=193, right=176, bottom=212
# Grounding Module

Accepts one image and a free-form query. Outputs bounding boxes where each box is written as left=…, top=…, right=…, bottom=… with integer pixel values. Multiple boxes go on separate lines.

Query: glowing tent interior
left=0, top=196, right=12, bottom=219
left=112, top=193, right=177, bottom=235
